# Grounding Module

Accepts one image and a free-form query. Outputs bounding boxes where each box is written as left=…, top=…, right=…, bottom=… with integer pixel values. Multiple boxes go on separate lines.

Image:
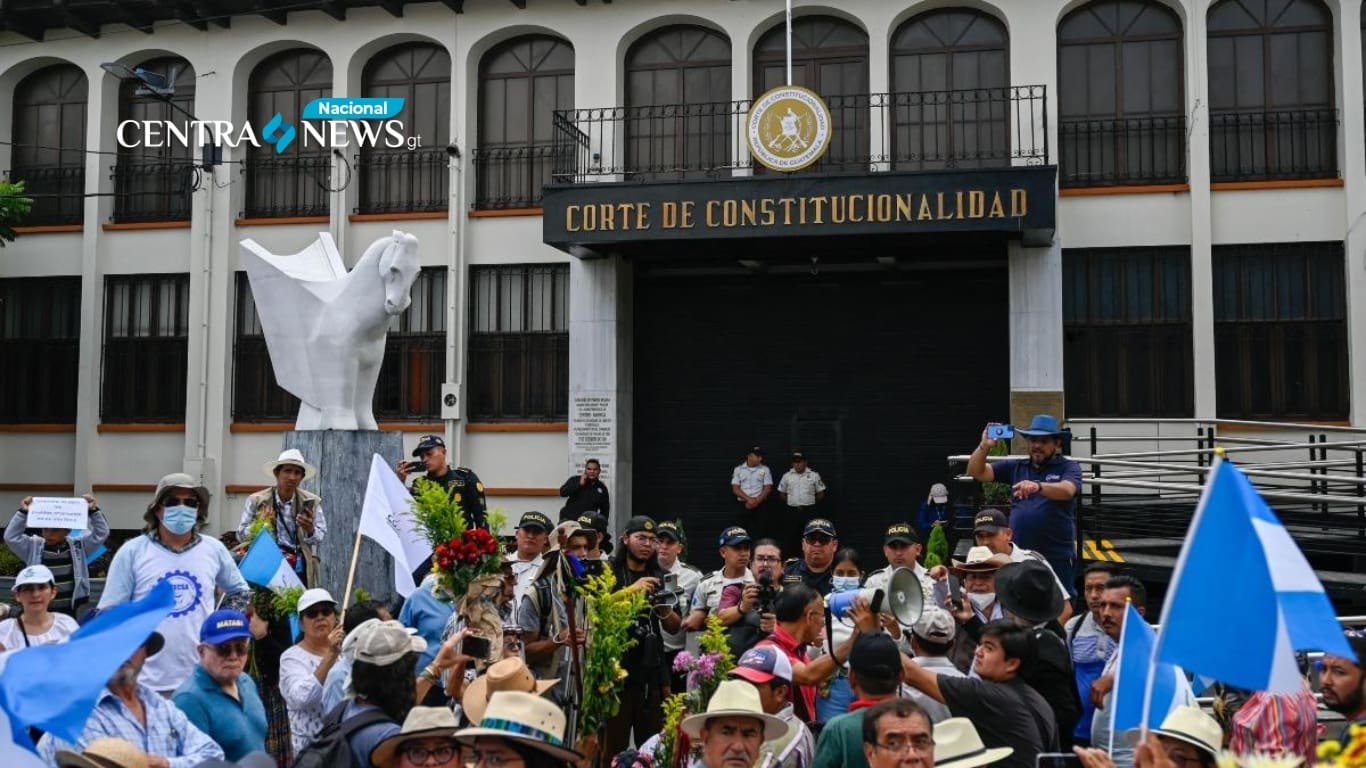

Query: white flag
left=358, top=453, right=432, bottom=596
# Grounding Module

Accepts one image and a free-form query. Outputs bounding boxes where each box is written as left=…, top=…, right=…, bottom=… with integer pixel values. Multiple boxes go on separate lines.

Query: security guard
left=782, top=518, right=838, bottom=596
left=397, top=434, right=489, bottom=530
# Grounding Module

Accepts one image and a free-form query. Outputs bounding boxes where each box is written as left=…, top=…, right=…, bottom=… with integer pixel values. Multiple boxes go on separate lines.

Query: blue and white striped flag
left=238, top=528, right=304, bottom=590
left=1110, top=602, right=1192, bottom=744
left=1155, top=458, right=1355, bottom=693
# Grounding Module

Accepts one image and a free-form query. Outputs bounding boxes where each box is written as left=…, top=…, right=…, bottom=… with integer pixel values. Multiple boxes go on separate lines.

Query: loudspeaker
left=884, top=567, right=925, bottom=628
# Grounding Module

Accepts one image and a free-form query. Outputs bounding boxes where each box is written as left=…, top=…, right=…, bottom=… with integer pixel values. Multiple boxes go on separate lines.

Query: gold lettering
left=680, top=201, right=695, bottom=228
left=636, top=202, right=650, bottom=230
left=918, top=195, right=933, bottom=221
left=582, top=204, right=597, bottom=230
left=876, top=194, right=893, bottom=222
left=989, top=192, right=1005, bottom=218
left=810, top=196, right=826, bottom=224
left=779, top=198, right=796, bottom=225
left=830, top=196, right=846, bottom=224
left=706, top=200, right=721, bottom=228
left=616, top=203, right=634, bottom=228
left=759, top=198, right=775, bottom=226
left=740, top=199, right=757, bottom=227
left=661, top=202, right=677, bottom=229
left=955, top=191, right=964, bottom=219
left=566, top=205, right=580, bottom=232
left=896, top=194, right=913, bottom=222
left=1011, top=189, right=1028, bottom=218
left=849, top=194, right=864, bottom=223
left=601, top=203, right=615, bottom=231
left=723, top=200, right=738, bottom=227
left=968, top=191, right=985, bottom=218
left=936, top=192, right=952, bottom=220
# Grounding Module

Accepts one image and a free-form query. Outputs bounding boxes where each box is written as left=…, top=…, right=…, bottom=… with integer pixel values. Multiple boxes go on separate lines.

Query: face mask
left=968, top=592, right=996, bottom=613
left=162, top=505, right=198, bottom=535
left=831, top=575, right=861, bottom=593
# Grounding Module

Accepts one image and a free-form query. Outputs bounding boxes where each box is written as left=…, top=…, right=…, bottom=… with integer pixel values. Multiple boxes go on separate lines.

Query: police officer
left=782, top=518, right=837, bottom=596
left=396, top=434, right=489, bottom=530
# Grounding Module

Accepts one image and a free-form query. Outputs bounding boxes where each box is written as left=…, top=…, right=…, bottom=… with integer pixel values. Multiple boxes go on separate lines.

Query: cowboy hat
left=933, top=718, right=1013, bottom=768
left=950, top=546, right=1011, bottom=573
left=994, top=560, right=1064, bottom=625
left=1016, top=414, right=1065, bottom=438
left=456, top=691, right=583, bottom=764
left=371, top=706, right=462, bottom=768
left=462, top=657, right=560, bottom=725
left=263, top=449, right=316, bottom=481
left=680, top=679, right=789, bottom=741
left=1148, top=706, right=1222, bottom=759
left=56, top=738, right=149, bottom=768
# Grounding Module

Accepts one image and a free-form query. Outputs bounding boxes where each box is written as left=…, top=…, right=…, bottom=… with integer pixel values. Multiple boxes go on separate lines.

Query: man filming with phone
left=397, top=434, right=488, bottom=530
left=966, top=415, right=1082, bottom=596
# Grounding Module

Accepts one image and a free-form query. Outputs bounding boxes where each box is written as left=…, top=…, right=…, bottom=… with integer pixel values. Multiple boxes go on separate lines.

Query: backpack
left=291, top=702, right=393, bottom=768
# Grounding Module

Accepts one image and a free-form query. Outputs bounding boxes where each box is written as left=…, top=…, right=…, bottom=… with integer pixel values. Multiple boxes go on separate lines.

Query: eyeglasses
left=872, top=737, right=934, bottom=754
left=212, top=640, right=250, bottom=657
left=471, top=749, right=525, bottom=767
left=167, top=496, right=200, bottom=508
left=402, top=744, right=459, bottom=765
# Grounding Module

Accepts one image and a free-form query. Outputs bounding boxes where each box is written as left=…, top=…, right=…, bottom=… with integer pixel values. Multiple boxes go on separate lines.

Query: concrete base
left=283, top=430, right=404, bottom=604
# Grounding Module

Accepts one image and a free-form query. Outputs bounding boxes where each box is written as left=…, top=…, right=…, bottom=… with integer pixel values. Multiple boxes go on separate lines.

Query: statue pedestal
left=283, top=430, right=403, bottom=604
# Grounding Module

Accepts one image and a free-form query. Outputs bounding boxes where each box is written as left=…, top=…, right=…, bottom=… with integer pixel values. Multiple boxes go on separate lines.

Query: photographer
left=721, top=537, right=783, bottom=658
left=685, top=527, right=756, bottom=632
left=655, top=520, right=703, bottom=689
left=396, top=434, right=488, bottom=530
left=239, top=449, right=325, bottom=587
left=605, top=516, right=683, bottom=756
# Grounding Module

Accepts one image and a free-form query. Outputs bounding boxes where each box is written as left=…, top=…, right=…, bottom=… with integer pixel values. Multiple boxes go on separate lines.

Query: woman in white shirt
left=279, top=588, right=345, bottom=754
left=0, top=565, right=78, bottom=651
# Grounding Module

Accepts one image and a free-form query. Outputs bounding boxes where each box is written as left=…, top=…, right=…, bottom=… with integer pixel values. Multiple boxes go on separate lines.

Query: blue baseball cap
left=719, top=526, right=752, bottom=547
left=200, top=609, right=253, bottom=645
left=412, top=434, right=446, bottom=456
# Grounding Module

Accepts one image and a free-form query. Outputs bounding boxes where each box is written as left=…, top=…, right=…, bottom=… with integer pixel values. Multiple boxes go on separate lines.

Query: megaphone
left=827, top=568, right=925, bottom=628
left=827, top=588, right=885, bottom=625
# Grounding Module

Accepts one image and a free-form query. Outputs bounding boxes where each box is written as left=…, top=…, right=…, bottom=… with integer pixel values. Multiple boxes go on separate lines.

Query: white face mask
left=831, top=575, right=860, bottom=593
left=968, top=592, right=996, bottom=613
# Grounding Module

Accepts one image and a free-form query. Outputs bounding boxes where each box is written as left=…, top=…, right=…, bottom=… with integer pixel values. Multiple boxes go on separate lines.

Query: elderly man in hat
left=54, top=738, right=150, bottom=768
left=397, top=434, right=488, bottom=530
left=970, top=510, right=1070, bottom=625
left=7, top=493, right=108, bottom=617
left=97, top=474, right=251, bottom=694
left=172, top=610, right=267, bottom=761
left=39, top=631, right=225, bottom=768
left=683, top=680, right=790, bottom=768
left=966, top=415, right=1082, bottom=595
left=934, top=546, right=1009, bottom=673
left=237, top=449, right=325, bottom=587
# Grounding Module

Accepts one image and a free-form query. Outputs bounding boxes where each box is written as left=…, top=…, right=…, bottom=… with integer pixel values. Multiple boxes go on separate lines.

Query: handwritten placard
left=27, top=497, right=87, bottom=530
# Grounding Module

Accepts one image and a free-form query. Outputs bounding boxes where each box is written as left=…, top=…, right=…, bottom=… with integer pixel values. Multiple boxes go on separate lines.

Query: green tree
left=0, top=180, right=33, bottom=244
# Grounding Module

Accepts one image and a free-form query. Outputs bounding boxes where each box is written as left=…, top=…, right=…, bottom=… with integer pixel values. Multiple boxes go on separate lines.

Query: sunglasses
left=166, top=496, right=201, bottom=508
left=301, top=606, right=335, bottom=619
left=804, top=536, right=834, bottom=546
left=212, top=640, right=250, bottom=657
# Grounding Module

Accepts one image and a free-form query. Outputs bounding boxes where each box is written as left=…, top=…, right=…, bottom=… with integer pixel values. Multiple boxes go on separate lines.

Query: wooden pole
left=341, top=529, right=364, bottom=611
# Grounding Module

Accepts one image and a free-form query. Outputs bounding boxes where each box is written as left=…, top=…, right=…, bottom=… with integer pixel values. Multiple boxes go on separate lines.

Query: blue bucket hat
left=1016, top=414, right=1064, bottom=438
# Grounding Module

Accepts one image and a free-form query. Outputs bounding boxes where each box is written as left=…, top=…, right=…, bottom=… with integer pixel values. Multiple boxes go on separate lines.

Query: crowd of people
left=2, top=418, right=1362, bottom=768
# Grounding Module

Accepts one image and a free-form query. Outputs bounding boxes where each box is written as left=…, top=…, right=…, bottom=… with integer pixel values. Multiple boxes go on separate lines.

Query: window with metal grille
left=0, top=277, right=81, bottom=423
left=101, top=274, right=189, bottom=422
left=244, top=49, right=332, bottom=218
left=1058, top=0, right=1185, bottom=187
left=468, top=264, right=569, bottom=422
left=1213, top=242, right=1347, bottom=420
left=1063, top=246, right=1194, bottom=417
left=358, top=43, right=451, bottom=214
left=233, top=269, right=447, bottom=421
left=112, top=57, right=196, bottom=223
left=9, top=63, right=86, bottom=226
left=624, top=25, right=732, bottom=180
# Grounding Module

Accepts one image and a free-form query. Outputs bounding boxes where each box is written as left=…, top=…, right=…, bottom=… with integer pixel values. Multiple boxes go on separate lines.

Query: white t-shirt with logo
left=0, top=614, right=78, bottom=650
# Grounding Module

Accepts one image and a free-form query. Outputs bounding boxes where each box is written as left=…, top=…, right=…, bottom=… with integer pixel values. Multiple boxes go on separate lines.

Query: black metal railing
left=1210, top=108, right=1338, bottom=182
left=7, top=166, right=84, bottom=225
left=1059, top=115, right=1187, bottom=187
left=110, top=160, right=195, bottom=223
left=374, top=334, right=444, bottom=419
left=0, top=338, right=78, bottom=422
left=101, top=337, right=189, bottom=422
left=471, top=144, right=558, bottom=209
left=242, top=153, right=331, bottom=219
left=467, top=332, right=569, bottom=422
left=356, top=148, right=448, bottom=215
left=551, top=85, right=1048, bottom=183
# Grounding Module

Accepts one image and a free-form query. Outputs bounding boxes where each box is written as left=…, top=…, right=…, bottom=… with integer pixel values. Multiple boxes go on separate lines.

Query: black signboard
left=542, top=165, right=1057, bottom=251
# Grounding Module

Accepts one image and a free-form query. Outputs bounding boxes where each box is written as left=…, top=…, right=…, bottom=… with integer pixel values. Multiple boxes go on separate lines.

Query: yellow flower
left=615, top=666, right=629, bottom=681
left=454, top=493, right=462, bottom=502
left=598, top=683, right=611, bottom=694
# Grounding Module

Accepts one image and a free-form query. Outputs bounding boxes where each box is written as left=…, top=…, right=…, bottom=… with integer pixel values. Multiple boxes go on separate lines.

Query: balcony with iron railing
left=110, top=160, right=196, bottom=223
left=1059, top=115, right=1187, bottom=188
left=535, top=85, right=1048, bottom=201
left=6, top=166, right=84, bottom=226
left=1209, top=107, right=1338, bottom=183
left=471, top=144, right=558, bottom=210
left=355, top=148, right=448, bottom=215
left=241, top=153, right=331, bottom=219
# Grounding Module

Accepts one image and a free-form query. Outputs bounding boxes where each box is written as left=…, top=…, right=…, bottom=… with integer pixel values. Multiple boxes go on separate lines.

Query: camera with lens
left=756, top=572, right=778, bottom=614
left=650, top=572, right=685, bottom=613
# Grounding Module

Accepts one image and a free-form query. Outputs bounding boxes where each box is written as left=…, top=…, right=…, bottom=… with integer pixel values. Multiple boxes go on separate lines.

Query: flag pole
left=785, top=0, right=793, bottom=85
left=341, top=528, right=364, bottom=612
left=1136, top=596, right=1157, bottom=741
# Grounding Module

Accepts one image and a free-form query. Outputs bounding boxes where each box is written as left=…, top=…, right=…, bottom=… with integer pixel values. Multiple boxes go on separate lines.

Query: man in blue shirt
left=173, top=610, right=268, bottom=761
left=966, top=414, right=1082, bottom=596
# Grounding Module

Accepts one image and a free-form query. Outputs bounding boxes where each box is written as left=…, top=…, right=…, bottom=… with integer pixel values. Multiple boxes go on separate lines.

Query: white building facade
left=0, top=0, right=1363, bottom=561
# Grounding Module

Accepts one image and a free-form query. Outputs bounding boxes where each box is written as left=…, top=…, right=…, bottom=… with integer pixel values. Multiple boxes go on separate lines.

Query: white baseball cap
left=14, top=565, right=55, bottom=590
left=297, top=588, right=337, bottom=614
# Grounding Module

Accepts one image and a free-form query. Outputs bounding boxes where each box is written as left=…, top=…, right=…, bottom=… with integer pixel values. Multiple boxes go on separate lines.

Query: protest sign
left=25, top=498, right=87, bottom=530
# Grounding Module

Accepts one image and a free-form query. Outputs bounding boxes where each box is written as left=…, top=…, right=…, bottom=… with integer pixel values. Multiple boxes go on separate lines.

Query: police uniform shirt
left=777, top=469, right=826, bottom=507
left=423, top=466, right=489, bottom=529
left=731, top=463, right=773, bottom=498
left=865, top=562, right=934, bottom=603
left=782, top=559, right=834, bottom=597
left=510, top=556, right=543, bottom=607
left=691, top=569, right=755, bottom=615
left=661, top=559, right=703, bottom=652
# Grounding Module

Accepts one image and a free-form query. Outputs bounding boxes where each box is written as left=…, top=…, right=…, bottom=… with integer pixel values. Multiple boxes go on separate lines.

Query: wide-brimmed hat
left=680, top=679, right=789, bottom=741
left=1147, top=705, right=1222, bottom=759
left=462, top=657, right=560, bottom=725
left=994, top=561, right=1064, bottom=624
left=371, top=706, right=461, bottom=768
left=934, top=718, right=1013, bottom=768
left=456, top=691, right=583, bottom=763
left=56, top=737, right=149, bottom=768
left=263, top=449, right=316, bottom=481
left=1016, top=414, right=1064, bottom=438
left=951, top=546, right=1010, bottom=573
left=152, top=473, right=210, bottom=510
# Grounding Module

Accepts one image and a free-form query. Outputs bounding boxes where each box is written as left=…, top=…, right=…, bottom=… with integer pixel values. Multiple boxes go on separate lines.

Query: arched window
left=624, top=25, right=732, bottom=179
left=1207, top=0, right=1335, bottom=180
left=10, top=63, right=86, bottom=225
left=245, top=49, right=332, bottom=218
left=474, top=35, right=573, bottom=209
left=113, top=57, right=196, bottom=222
left=1058, top=1, right=1184, bottom=187
left=359, top=43, right=450, bottom=214
left=890, top=8, right=1009, bottom=170
left=754, top=16, right=868, bottom=173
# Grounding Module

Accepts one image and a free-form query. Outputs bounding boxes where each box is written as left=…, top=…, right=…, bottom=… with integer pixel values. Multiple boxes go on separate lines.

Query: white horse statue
left=239, top=230, right=422, bottom=430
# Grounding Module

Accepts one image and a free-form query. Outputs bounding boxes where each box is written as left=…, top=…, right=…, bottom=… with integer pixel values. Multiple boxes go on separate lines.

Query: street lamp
left=101, top=61, right=220, bottom=167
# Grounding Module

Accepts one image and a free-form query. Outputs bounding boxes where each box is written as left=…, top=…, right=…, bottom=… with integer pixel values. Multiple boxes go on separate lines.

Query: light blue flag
left=0, top=579, right=176, bottom=750
left=239, top=528, right=304, bottom=590
left=1155, top=458, right=1356, bottom=693
left=1110, top=603, right=1192, bottom=743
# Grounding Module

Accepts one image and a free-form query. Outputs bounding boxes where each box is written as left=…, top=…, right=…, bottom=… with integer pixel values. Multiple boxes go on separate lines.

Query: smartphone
left=662, top=573, right=678, bottom=592
left=948, top=575, right=963, bottom=605
left=987, top=424, right=1014, bottom=440
left=1037, top=754, right=1082, bottom=768
left=461, top=635, right=492, bottom=658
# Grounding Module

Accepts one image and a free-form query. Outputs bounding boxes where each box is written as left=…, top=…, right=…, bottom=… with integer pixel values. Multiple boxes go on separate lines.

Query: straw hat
left=934, top=718, right=1013, bottom=768
left=679, top=679, right=789, bottom=741
left=456, top=691, right=583, bottom=764
left=263, top=449, right=316, bottom=481
left=950, top=546, right=1011, bottom=573
left=55, top=738, right=149, bottom=768
left=462, top=657, right=560, bottom=725
left=1150, top=706, right=1222, bottom=759
left=370, top=706, right=461, bottom=768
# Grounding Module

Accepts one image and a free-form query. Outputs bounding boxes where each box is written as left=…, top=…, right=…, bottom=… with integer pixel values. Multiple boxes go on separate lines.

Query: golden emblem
left=746, top=85, right=833, bottom=172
